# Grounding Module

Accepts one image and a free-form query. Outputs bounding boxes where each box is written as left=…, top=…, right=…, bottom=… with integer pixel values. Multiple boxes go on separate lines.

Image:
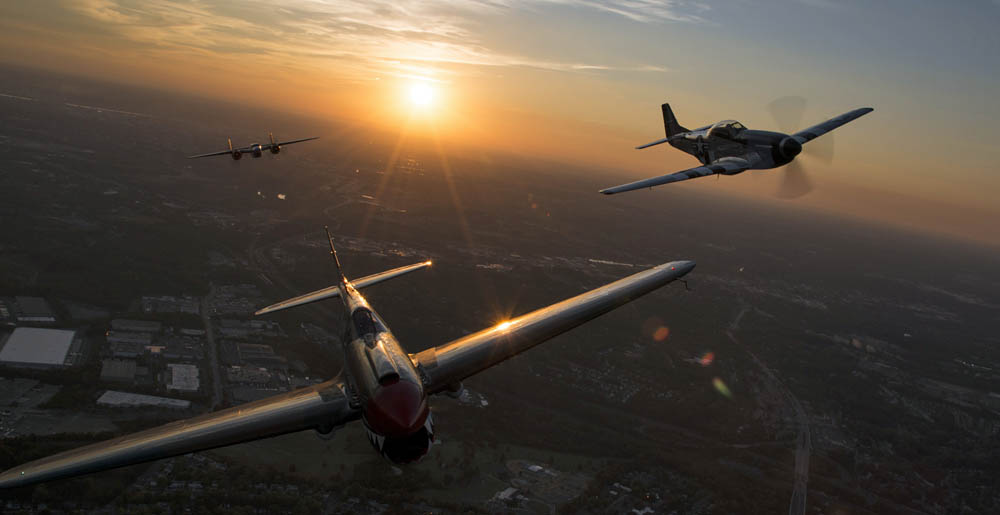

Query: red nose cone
left=363, top=380, right=428, bottom=437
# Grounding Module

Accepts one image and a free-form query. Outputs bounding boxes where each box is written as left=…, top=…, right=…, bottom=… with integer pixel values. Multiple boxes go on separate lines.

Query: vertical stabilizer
left=325, top=226, right=347, bottom=284
left=661, top=103, right=689, bottom=138
left=228, top=137, right=234, bottom=152
left=269, top=132, right=276, bottom=145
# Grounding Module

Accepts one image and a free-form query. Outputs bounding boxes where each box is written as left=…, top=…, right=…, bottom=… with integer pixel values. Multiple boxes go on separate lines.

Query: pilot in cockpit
left=352, top=309, right=378, bottom=346
left=707, top=120, right=746, bottom=140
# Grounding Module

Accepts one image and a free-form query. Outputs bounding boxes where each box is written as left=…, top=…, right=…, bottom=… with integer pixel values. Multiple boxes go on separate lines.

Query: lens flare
left=653, top=326, right=670, bottom=342
left=712, top=377, right=732, bottom=398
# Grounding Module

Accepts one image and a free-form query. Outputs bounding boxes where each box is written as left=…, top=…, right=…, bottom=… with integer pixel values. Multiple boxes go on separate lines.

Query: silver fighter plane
left=600, top=102, right=873, bottom=198
left=188, top=132, right=318, bottom=160
left=0, top=229, right=694, bottom=489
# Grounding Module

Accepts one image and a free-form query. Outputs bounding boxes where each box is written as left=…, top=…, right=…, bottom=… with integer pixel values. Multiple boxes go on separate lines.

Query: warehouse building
left=0, top=327, right=79, bottom=368
left=166, top=363, right=200, bottom=392
left=97, top=390, right=190, bottom=409
left=13, top=297, right=56, bottom=324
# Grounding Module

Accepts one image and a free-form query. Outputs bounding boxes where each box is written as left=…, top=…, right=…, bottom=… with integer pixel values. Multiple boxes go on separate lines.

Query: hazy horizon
left=2, top=1, right=998, bottom=246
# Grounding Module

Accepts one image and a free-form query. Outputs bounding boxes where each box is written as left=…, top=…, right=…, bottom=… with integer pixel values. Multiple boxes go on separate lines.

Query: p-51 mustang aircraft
left=188, top=132, right=318, bottom=160
left=0, top=229, right=694, bottom=488
left=600, top=100, right=873, bottom=198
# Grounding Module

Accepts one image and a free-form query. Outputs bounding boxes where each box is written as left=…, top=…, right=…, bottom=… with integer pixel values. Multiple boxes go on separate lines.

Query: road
left=727, top=305, right=811, bottom=515
left=201, top=290, right=223, bottom=409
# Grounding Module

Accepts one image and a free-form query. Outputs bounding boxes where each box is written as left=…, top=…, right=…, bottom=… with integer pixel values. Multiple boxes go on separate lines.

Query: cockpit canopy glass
left=352, top=308, right=378, bottom=338
left=707, top=120, right=746, bottom=140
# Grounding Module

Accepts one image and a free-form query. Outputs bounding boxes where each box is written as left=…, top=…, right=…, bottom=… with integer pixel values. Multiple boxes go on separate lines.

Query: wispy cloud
left=63, top=0, right=700, bottom=79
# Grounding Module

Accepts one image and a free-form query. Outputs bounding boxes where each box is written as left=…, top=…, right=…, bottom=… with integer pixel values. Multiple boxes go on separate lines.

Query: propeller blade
left=775, top=160, right=813, bottom=199
left=767, top=96, right=806, bottom=134
left=803, top=132, right=835, bottom=164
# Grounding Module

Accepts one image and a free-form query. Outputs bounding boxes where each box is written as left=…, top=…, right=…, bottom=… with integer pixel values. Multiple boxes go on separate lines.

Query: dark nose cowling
left=778, top=137, right=803, bottom=160
left=363, top=379, right=428, bottom=437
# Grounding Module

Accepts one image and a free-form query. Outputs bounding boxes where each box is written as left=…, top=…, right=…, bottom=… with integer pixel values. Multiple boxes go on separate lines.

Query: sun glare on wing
left=408, top=82, right=434, bottom=108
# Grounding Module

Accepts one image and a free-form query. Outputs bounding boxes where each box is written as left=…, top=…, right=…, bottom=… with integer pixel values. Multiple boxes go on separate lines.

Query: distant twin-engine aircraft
left=601, top=99, right=873, bottom=198
left=187, top=132, right=318, bottom=160
left=0, top=228, right=694, bottom=488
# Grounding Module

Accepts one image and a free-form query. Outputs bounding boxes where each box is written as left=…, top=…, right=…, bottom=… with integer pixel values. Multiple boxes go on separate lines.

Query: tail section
left=637, top=102, right=689, bottom=149
left=661, top=103, right=688, bottom=138
left=325, top=226, right=347, bottom=285
left=254, top=228, right=432, bottom=316
left=228, top=137, right=234, bottom=152
left=269, top=132, right=276, bottom=145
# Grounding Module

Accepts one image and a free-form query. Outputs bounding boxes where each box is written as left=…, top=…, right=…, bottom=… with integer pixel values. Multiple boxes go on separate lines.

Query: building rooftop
left=101, top=359, right=137, bottom=382
left=111, top=319, right=162, bottom=333
left=13, top=297, right=56, bottom=323
left=167, top=363, right=199, bottom=392
left=0, top=328, right=76, bottom=366
left=97, top=390, right=190, bottom=409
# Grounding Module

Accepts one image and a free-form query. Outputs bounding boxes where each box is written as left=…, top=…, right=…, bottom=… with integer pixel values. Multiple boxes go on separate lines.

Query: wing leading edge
left=272, top=136, right=319, bottom=147
left=793, top=107, right=873, bottom=144
left=187, top=149, right=235, bottom=159
left=600, top=159, right=750, bottom=195
left=414, top=260, right=695, bottom=394
left=0, top=378, right=358, bottom=489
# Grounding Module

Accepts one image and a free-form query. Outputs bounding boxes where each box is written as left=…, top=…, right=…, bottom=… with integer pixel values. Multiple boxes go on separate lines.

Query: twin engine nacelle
left=231, top=150, right=242, bottom=160
left=269, top=145, right=281, bottom=155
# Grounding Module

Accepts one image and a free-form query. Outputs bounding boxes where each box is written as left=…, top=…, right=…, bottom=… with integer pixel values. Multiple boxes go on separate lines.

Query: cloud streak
left=63, top=0, right=699, bottom=79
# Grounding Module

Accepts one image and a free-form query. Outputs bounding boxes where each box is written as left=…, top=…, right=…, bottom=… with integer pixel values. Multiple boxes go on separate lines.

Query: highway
left=727, top=305, right=810, bottom=515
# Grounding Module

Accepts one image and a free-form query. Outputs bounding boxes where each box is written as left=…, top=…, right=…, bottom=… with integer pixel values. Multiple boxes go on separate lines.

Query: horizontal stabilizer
left=255, top=260, right=432, bottom=316
left=636, top=137, right=670, bottom=150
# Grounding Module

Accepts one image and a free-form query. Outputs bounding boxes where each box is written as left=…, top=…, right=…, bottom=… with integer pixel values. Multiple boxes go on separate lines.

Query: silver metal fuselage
left=335, top=281, right=431, bottom=453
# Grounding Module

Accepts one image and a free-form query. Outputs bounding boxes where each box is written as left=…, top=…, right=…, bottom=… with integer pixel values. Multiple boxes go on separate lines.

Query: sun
left=408, top=82, right=434, bottom=108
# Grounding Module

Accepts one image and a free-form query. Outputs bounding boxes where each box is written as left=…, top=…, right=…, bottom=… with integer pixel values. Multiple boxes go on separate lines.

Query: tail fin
left=228, top=137, right=234, bottom=152
left=661, top=103, right=688, bottom=138
left=325, top=226, right=347, bottom=284
left=269, top=132, right=276, bottom=145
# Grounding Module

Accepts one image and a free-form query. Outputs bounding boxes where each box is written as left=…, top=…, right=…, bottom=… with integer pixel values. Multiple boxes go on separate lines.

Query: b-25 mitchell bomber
left=0, top=229, right=694, bottom=489
left=188, top=132, right=318, bottom=160
left=601, top=100, right=873, bottom=198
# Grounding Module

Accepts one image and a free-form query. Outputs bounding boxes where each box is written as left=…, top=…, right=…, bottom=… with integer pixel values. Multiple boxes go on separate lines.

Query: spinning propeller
left=767, top=96, right=835, bottom=199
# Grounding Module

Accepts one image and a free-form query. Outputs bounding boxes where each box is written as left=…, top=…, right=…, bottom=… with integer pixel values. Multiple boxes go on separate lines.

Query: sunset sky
left=3, top=1, right=999, bottom=244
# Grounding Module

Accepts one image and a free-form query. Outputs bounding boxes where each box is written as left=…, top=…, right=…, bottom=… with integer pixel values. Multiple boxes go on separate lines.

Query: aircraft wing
left=0, top=378, right=358, bottom=489
left=255, top=260, right=432, bottom=316
left=274, top=136, right=319, bottom=147
left=187, top=149, right=234, bottom=159
left=599, top=159, right=750, bottom=195
left=412, top=260, right=695, bottom=394
left=793, top=107, right=873, bottom=144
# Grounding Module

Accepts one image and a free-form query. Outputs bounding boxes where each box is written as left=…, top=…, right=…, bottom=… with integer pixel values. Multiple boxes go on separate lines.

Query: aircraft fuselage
left=669, top=123, right=801, bottom=171
left=337, top=282, right=433, bottom=463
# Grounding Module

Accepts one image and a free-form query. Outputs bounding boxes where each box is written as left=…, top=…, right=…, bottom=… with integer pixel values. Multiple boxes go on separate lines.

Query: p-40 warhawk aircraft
left=188, top=132, right=318, bottom=160
left=600, top=100, right=873, bottom=198
left=0, top=229, right=694, bottom=488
